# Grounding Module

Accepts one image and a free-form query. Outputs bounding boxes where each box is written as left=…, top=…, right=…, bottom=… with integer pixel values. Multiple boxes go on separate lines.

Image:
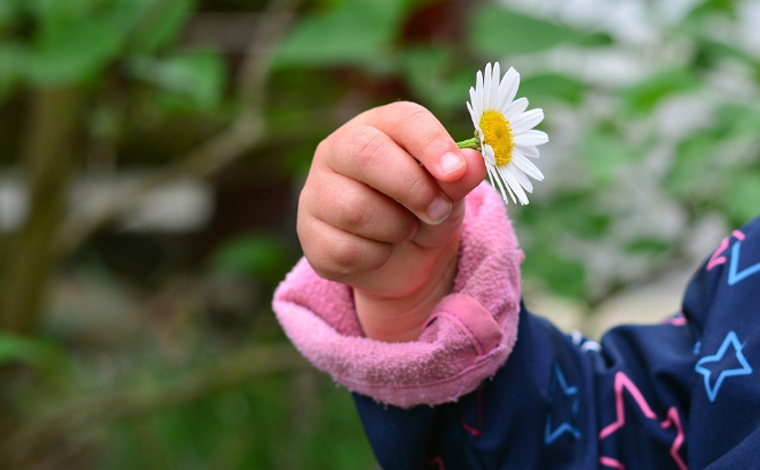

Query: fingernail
left=426, top=197, right=452, bottom=225
left=438, top=152, right=465, bottom=175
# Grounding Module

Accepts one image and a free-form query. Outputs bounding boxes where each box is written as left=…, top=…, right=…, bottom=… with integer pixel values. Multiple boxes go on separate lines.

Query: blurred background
left=1, top=0, right=759, bottom=468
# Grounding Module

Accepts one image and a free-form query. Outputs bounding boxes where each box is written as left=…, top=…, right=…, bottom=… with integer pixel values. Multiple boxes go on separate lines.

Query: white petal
left=497, top=67, right=520, bottom=111
left=494, top=165, right=517, bottom=205
left=469, top=89, right=483, bottom=121
left=512, top=152, right=544, bottom=181
left=515, top=144, right=539, bottom=158
left=489, top=62, right=501, bottom=109
left=481, top=143, right=497, bottom=166
left=466, top=100, right=478, bottom=128
left=471, top=114, right=484, bottom=141
left=504, top=97, right=528, bottom=120
left=483, top=63, right=492, bottom=109
left=510, top=164, right=534, bottom=192
left=513, top=130, right=549, bottom=146
left=499, top=166, right=529, bottom=205
left=510, top=108, right=544, bottom=134
left=487, top=165, right=511, bottom=205
left=475, top=70, right=484, bottom=111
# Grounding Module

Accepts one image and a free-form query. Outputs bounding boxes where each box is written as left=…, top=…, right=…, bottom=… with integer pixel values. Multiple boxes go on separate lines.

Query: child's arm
left=351, top=217, right=760, bottom=469
left=274, top=101, right=760, bottom=468
left=275, top=102, right=522, bottom=406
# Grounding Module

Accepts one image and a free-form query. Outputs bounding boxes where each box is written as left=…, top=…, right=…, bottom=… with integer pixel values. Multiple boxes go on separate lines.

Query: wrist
left=353, top=235, right=460, bottom=342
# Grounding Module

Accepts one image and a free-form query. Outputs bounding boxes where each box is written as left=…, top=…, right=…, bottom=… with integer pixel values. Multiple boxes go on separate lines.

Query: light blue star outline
left=695, top=330, right=753, bottom=402
left=728, top=241, right=760, bottom=286
left=544, top=363, right=581, bottom=444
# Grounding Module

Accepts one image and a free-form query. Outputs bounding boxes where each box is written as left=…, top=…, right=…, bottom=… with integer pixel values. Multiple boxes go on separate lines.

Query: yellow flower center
left=479, top=109, right=514, bottom=167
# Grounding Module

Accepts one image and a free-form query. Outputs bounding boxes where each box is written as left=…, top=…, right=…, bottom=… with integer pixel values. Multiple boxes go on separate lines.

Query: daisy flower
left=458, top=62, right=548, bottom=205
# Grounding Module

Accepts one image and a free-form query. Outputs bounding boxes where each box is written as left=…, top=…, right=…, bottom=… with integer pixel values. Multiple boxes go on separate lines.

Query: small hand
left=297, top=102, right=486, bottom=341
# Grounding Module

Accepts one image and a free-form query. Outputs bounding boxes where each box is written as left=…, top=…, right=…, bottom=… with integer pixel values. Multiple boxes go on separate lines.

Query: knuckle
left=419, top=128, right=448, bottom=156
left=314, top=138, right=330, bottom=163
left=348, top=128, right=386, bottom=168
left=305, top=239, right=362, bottom=281
left=330, top=241, right=391, bottom=279
left=402, top=171, right=437, bottom=210
left=329, top=238, right=365, bottom=274
left=391, top=102, right=451, bottom=161
left=392, top=102, right=429, bottom=133
left=341, top=199, right=370, bottom=230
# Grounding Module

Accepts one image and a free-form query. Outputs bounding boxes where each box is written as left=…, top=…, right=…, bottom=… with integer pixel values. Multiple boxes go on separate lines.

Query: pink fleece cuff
left=272, top=182, right=523, bottom=408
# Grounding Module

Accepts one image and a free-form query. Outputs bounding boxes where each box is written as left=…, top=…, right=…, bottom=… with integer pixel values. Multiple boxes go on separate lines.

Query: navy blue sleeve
left=353, top=216, right=760, bottom=470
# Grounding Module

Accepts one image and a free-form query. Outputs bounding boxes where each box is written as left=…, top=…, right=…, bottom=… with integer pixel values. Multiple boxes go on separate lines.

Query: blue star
left=544, top=363, right=581, bottom=444
left=695, top=331, right=753, bottom=402
left=728, top=241, right=760, bottom=286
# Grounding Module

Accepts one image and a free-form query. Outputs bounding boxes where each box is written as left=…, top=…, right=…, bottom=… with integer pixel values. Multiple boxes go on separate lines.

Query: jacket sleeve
left=273, top=182, right=760, bottom=469
left=352, top=216, right=760, bottom=470
left=272, top=182, right=524, bottom=407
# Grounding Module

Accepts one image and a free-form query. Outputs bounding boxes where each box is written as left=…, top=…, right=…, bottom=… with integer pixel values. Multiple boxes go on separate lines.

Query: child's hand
left=297, top=102, right=486, bottom=342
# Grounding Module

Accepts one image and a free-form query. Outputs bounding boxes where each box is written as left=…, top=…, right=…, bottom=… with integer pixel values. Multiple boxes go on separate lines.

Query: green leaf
left=19, top=0, right=174, bottom=85
left=0, top=333, right=62, bottom=368
left=21, top=0, right=150, bottom=85
left=0, top=42, right=23, bottom=102
left=274, top=0, right=406, bottom=69
left=24, top=20, right=126, bottom=85
left=717, top=102, right=760, bottom=140
left=620, top=68, right=701, bottom=115
left=520, top=73, right=588, bottom=105
left=0, top=0, right=22, bottom=30
left=209, top=234, right=291, bottom=282
left=729, top=173, right=760, bottom=223
left=129, top=51, right=225, bottom=110
left=522, top=248, right=587, bottom=299
left=580, top=127, right=637, bottom=183
left=130, top=0, right=193, bottom=54
left=665, top=132, right=722, bottom=199
left=396, top=47, right=472, bottom=112
left=685, top=0, right=736, bottom=23
left=519, top=191, right=611, bottom=240
left=624, top=238, right=671, bottom=256
left=468, top=5, right=609, bottom=56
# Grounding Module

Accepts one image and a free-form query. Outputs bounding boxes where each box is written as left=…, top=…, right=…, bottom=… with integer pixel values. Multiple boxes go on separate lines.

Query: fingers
left=438, top=148, right=487, bottom=202
left=299, top=101, right=489, bottom=282
left=297, top=211, right=393, bottom=281
left=350, top=102, right=487, bottom=204
left=305, top=171, right=418, bottom=244
left=321, top=124, right=454, bottom=226
left=354, top=101, right=469, bottom=186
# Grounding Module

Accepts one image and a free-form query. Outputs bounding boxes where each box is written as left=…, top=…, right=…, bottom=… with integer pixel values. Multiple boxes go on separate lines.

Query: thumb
left=411, top=149, right=486, bottom=249
left=435, top=148, right=487, bottom=204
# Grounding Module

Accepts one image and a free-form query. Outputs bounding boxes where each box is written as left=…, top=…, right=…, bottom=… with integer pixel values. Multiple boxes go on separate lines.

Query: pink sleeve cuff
left=272, top=182, right=523, bottom=408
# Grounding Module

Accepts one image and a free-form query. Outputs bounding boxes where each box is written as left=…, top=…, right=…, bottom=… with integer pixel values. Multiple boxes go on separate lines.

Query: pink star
left=707, top=230, right=746, bottom=271
left=598, top=372, right=687, bottom=470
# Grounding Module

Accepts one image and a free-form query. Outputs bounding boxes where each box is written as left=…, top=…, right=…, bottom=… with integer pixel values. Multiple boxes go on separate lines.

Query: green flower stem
left=456, top=137, right=480, bottom=150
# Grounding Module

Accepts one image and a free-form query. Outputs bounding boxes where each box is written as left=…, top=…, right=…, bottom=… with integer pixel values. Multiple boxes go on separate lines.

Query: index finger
left=353, top=101, right=477, bottom=201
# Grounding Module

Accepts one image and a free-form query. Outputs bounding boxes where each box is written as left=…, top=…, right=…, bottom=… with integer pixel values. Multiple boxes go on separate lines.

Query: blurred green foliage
left=210, top=233, right=291, bottom=283
left=1, top=0, right=760, bottom=468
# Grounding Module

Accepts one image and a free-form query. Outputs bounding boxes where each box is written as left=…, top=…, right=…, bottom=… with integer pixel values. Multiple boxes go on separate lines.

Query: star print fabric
left=351, top=215, right=760, bottom=470
left=272, top=182, right=760, bottom=469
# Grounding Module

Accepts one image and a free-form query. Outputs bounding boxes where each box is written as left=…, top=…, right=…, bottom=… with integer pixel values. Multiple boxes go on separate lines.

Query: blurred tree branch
left=5, top=343, right=310, bottom=465
left=54, top=0, right=300, bottom=259
left=1, top=1, right=301, bottom=452
left=2, top=87, right=84, bottom=334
